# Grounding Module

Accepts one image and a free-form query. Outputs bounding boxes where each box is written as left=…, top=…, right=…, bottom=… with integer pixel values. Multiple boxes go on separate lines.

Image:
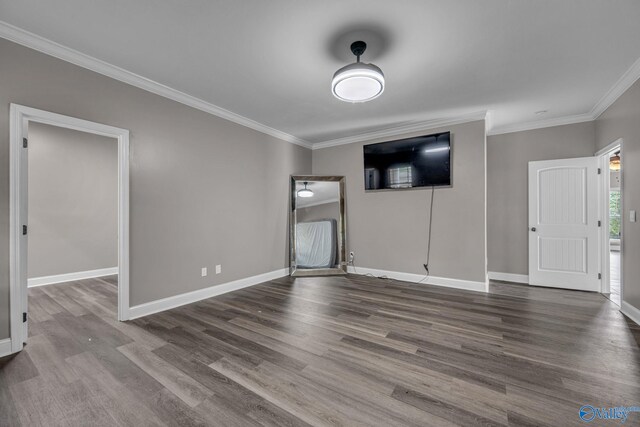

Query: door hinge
left=597, top=168, right=601, bottom=174
left=22, top=225, right=27, bottom=235
left=23, top=138, right=28, bottom=148
left=23, top=312, right=27, bottom=322
left=598, top=220, right=601, bottom=227
left=598, top=273, right=602, bottom=280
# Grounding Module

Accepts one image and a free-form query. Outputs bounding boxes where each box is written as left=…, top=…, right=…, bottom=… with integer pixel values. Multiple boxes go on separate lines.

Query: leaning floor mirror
left=290, top=175, right=347, bottom=276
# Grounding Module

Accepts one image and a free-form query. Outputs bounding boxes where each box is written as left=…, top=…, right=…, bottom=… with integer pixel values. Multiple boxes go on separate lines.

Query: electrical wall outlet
left=201, top=267, right=207, bottom=277
left=349, top=251, right=355, bottom=263
left=215, top=265, right=222, bottom=274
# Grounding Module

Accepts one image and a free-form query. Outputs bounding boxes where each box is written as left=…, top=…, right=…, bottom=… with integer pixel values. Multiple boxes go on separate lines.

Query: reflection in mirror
left=290, top=176, right=346, bottom=276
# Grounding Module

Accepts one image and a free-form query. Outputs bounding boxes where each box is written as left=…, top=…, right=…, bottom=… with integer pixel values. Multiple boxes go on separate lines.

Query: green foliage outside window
left=610, top=191, right=621, bottom=238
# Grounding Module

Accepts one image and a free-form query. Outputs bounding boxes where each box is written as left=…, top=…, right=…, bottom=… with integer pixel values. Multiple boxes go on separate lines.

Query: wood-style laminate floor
left=1, top=274, right=639, bottom=426
left=608, top=250, right=622, bottom=306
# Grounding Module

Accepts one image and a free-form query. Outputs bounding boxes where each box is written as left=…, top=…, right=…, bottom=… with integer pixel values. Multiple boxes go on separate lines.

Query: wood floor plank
left=118, top=342, right=213, bottom=408
left=153, top=343, right=311, bottom=427
left=40, top=284, right=90, bottom=317
left=65, top=351, right=168, bottom=426
left=8, top=375, right=70, bottom=426
left=210, top=356, right=417, bottom=427
left=1, top=274, right=638, bottom=426
left=20, top=334, right=80, bottom=385
left=392, top=385, right=507, bottom=427
left=0, top=351, right=40, bottom=387
left=147, top=388, right=211, bottom=427
left=0, top=362, right=22, bottom=427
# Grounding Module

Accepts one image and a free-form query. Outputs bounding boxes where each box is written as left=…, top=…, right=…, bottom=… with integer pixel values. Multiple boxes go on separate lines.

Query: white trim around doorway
left=9, top=104, right=130, bottom=356
left=596, top=139, right=622, bottom=302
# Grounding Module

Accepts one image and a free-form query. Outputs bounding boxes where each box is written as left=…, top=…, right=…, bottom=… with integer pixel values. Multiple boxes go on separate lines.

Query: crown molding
left=487, top=112, right=594, bottom=136
left=311, top=111, right=488, bottom=150
left=0, top=21, right=313, bottom=149
left=490, top=55, right=640, bottom=136
left=3, top=20, right=640, bottom=149
left=484, top=110, right=494, bottom=135
left=590, top=55, right=640, bottom=119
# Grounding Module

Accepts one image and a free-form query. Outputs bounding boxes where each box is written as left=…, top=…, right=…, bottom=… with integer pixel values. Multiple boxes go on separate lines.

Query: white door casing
left=528, top=157, right=600, bottom=291
left=20, top=117, right=28, bottom=343
left=9, top=104, right=130, bottom=355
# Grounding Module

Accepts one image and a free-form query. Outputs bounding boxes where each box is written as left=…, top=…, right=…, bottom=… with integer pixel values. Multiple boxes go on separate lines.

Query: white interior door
left=528, top=157, right=601, bottom=291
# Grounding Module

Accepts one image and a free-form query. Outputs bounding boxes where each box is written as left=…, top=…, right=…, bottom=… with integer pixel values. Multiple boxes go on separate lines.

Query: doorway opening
left=598, top=140, right=623, bottom=306
left=9, top=105, right=130, bottom=355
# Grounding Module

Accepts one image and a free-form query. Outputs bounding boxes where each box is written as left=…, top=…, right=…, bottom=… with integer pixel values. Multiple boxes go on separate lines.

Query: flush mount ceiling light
left=332, top=41, right=385, bottom=103
left=297, top=182, right=314, bottom=198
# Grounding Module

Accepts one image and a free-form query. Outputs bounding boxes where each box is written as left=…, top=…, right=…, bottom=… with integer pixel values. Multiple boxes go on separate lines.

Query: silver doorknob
left=531, top=227, right=536, bottom=232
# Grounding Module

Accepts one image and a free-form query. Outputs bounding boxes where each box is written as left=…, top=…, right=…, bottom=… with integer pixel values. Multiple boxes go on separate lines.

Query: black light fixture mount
left=350, top=41, right=367, bottom=62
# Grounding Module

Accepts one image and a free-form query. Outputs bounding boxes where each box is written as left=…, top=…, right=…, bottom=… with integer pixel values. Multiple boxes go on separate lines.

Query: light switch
left=216, top=265, right=222, bottom=274
left=201, top=267, right=207, bottom=277
left=631, top=210, right=637, bottom=223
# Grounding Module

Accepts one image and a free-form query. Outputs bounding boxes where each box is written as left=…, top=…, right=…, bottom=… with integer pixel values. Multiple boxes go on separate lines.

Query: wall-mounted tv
left=363, top=131, right=451, bottom=191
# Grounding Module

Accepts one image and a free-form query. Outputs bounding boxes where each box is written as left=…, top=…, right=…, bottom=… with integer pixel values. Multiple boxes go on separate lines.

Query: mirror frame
left=290, top=175, right=347, bottom=277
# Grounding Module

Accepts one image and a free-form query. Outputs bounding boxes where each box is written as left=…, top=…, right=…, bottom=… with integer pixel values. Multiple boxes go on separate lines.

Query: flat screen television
left=363, top=131, right=451, bottom=190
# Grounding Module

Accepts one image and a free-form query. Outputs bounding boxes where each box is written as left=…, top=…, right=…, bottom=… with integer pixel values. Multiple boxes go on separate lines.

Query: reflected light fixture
left=332, top=41, right=385, bottom=103
left=424, top=146, right=450, bottom=154
left=610, top=152, right=621, bottom=171
left=297, top=182, right=314, bottom=198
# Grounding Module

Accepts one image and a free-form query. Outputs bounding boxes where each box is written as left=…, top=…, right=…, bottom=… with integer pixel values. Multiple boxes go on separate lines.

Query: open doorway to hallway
left=607, top=150, right=622, bottom=305
left=601, top=145, right=622, bottom=306
left=9, top=105, right=130, bottom=356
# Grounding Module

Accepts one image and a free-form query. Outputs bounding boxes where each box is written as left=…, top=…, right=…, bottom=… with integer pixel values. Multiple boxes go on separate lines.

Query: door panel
left=539, top=237, right=586, bottom=273
left=528, top=157, right=600, bottom=291
left=538, top=168, right=586, bottom=225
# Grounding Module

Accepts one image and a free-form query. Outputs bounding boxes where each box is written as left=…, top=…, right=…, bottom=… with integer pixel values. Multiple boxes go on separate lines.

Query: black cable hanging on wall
left=420, top=185, right=435, bottom=283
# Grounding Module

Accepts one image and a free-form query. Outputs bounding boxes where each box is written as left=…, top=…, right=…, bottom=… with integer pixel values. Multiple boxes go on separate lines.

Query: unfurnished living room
left=1, top=1, right=640, bottom=426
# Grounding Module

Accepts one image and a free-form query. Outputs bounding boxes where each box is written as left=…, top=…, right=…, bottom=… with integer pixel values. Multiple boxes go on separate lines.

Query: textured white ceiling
left=296, top=181, right=339, bottom=208
left=1, top=0, right=640, bottom=143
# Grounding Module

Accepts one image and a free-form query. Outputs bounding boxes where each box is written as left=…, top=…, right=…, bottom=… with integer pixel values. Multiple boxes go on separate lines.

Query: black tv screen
left=363, top=131, right=451, bottom=190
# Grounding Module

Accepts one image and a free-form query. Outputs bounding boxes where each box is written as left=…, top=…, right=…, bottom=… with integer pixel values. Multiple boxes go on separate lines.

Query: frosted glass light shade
left=332, top=63, right=385, bottom=103
left=297, top=189, right=314, bottom=198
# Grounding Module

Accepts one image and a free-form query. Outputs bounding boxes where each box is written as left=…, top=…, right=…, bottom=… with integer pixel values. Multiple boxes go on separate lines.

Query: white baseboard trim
left=347, top=266, right=487, bottom=293
left=488, top=271, right=529, bottom=284
left=0, top=338, right=13, bottom=358
left=128, top=268, right=289, bottom=320
left=621, top=301, right=640, bottom=327
left=28, top=267, right=119, bottom=288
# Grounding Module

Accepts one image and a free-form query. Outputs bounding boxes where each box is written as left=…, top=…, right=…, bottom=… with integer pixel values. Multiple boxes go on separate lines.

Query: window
left=388, top=165, right=412, bottom=188
left=610, top=190, right=621, bottom=239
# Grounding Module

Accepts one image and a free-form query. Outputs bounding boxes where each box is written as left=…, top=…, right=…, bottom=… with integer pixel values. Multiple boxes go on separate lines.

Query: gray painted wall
left=0, top=39, right=311, bottom=340
left=595, top=78, right=640, bottom=309
left=312, top=121, right=487, bottom=284
left=486, top=122, right=596, bottom=275
left=297, top=202, right=340, bottom=223
left=28, top=123, right=118, bottom=278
